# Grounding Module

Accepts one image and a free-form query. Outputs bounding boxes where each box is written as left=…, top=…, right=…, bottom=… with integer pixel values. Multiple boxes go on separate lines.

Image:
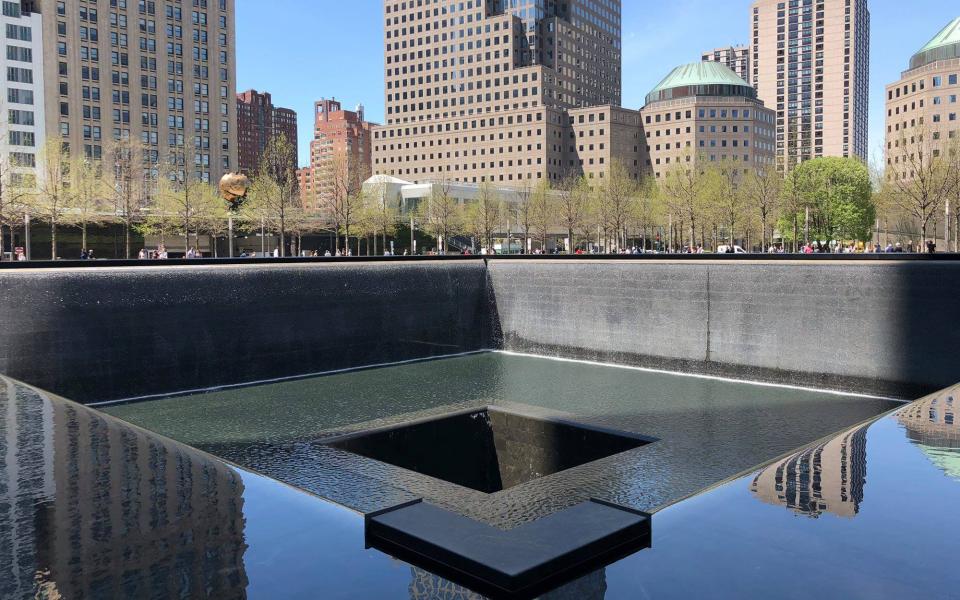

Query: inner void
left=325, top=407, right=652, bottom=493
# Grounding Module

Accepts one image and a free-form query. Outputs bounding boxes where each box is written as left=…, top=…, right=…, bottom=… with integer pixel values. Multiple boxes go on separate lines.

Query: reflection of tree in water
left=897, top=389, right=960, bottom=479
left=749, top=422, right=869, bottom=518
left=407, top=566, right=607, bottom=600
left=0, top=377, right=248, bottom=599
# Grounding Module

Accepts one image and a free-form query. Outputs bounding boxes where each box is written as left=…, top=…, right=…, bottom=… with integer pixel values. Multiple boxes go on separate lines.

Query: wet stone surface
left=102, top=353, right=903, bottom=528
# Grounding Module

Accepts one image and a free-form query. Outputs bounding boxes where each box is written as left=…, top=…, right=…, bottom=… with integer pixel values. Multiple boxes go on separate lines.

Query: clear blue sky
left=237, top=0, right=955, bottom=169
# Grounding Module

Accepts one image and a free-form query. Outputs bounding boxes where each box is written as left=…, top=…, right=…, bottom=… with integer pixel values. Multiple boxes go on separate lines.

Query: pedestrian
left=138, top=248, right=147, bottom=260
left=926, top=240, right=936, bottom=254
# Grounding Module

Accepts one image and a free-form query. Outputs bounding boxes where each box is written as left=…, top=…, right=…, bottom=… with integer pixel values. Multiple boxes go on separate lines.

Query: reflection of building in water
left=898, top=391, right=960, bottom=479
left=407, top=566, right=607, bottom=600
left=0, top=377, right=248, bottom=599
left=750, top=423, right=869, bottom=518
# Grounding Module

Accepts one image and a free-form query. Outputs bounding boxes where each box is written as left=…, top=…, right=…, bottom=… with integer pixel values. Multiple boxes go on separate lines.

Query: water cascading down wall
left=0, top=258, right=955, bottom=404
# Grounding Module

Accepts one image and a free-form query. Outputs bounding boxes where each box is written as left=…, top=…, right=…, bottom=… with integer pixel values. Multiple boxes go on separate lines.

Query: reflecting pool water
left=102, top=353, right=902, bottom=520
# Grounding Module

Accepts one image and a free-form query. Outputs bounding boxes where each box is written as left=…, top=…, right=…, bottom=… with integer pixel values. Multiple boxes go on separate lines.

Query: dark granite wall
left=488, top=260, right=960, bottom=397
left=0, top=259, right=956, bottom=403
left=0, top=262, right=492, bottom=403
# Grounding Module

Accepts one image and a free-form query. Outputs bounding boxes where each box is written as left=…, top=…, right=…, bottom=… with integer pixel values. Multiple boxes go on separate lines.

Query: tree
left=247, top=133, right=299, bottom=256
left=513, top=181, right=535, bottom=253
left=745, top=164, right=783, bottom=250
left=70, top=156, right=110, bottom=253
left=783, top=157, right=876, bottom=244
left=108, top=137, right=150, bottom=259
left=528, top=180, right=553, bottom=252
left=418, top=178, right=462, bottom=254
left=882, top=126, right=960, bottom=245
left=32, top=138, right=76, bottom=259
left=362, top=178, right=399, bottom=255
left=556, top=176, right=589, bottom=253
left=702, top=164, right=748, bottom=250
left=661, top=152, right=705, bottom=250
left=0, top=156, right=31, bottom=261
left=157, top=143, right=218, bottom=254
left=630, top=176, right=663, bottom=251
left=466, top=182, right=502, bottom=252
left=322, top=150, right=370, bottom=254
left=595, top=160, right=638, bottom=252
left=778, top=166, right=814, bottom=251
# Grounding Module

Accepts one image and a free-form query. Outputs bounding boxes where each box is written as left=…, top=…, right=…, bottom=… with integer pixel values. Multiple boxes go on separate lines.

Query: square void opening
left=325, top=407, right=652, bottom=494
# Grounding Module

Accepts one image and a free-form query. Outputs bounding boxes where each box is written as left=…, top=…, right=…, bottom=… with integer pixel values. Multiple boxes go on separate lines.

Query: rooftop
left=909, top=17, right=960, bottom=69
left=645, top=62, right=756, bottom=105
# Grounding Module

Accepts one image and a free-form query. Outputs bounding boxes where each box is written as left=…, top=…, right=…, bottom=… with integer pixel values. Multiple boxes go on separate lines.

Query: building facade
left=1, top=0, right=45, bottom=187
left=37, top=0, right=237, bottom=182
left=642, top=62, right=776, bottom=180
left=236, top=89, right=297, bottom=174
left=884, top=17, right=960, bottom=176
left=750, top=422, right=869, bottom=518
left=372, top=0, right=623, bottom=187
left=701, top=45, right=751, bottom=85
left=297, top=98, right=375, bottom=210
left=751, top=0, right=870, bottom=169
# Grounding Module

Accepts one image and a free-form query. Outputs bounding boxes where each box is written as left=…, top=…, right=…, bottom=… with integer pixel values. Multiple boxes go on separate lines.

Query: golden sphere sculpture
left=219, top=172, right=251, bottom=210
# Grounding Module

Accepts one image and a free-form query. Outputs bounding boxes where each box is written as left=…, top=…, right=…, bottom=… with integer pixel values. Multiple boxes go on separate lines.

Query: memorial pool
left=103, top=352, right=901, bottom=522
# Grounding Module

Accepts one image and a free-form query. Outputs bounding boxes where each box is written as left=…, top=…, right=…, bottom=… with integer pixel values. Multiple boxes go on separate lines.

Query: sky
left=236, top=0, right=956, bottom=169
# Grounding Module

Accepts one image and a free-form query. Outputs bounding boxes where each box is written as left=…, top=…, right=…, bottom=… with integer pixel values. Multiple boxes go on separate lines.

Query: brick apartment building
left=236, top=89, right=297, bottom=174
left=297, top=98, right=375, bottom=210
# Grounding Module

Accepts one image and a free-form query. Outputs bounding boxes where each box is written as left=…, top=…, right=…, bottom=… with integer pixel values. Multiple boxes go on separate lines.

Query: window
left=2, top=1, right=21, bottom=17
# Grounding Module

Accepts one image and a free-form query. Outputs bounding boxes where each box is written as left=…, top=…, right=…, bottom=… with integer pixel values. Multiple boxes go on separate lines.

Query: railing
left=2, top=252, right=960, bottom=270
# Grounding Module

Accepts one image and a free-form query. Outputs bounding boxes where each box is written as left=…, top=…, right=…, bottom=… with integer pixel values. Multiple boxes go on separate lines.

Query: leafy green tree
left=780, top=157, right=875, bottom=244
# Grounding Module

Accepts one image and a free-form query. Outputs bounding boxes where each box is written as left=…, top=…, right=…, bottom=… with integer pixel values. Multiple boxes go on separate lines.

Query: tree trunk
left=51, top=218, right=57, bottom=260
left=81, top=222, right=88, bottom=254
left=0, top=223, right=5, bottom=262
left=761, top=214, right=768, bottom=250
left=792, top=216, right=799, bottom=253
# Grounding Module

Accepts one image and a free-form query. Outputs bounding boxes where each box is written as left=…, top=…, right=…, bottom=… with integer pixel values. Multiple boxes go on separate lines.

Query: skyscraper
left=0, top=0, right=45, bottom=188
left=701, top=45, right=751, bottom=85
left=37, top=0, right=237, bottom=182
left=236, top=89, right=297, bottom=174
left=372, top=0, right=622, bottom=186
left=751, top=0, right=870, bottom=169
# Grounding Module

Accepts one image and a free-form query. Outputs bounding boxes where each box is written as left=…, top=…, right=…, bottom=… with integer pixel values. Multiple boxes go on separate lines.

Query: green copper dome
left=645, top=62, right=756, bottom=105
left=909, top=17, right=960, bottom=69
